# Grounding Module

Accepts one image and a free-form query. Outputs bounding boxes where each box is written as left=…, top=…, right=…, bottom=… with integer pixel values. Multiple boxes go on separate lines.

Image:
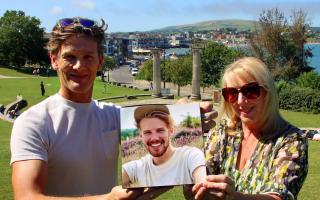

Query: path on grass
left=0, top=74, right=28, bottom=79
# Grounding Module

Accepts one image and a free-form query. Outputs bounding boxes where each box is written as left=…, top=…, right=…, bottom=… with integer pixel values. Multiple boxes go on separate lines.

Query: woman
left=190, top=57, right=308, bottom=200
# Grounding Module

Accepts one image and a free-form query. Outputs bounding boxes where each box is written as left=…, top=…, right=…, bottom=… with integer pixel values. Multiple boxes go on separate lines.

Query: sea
left=166, top=44, right=320, bottom=73
left=305, top=43, right=320, bottom=73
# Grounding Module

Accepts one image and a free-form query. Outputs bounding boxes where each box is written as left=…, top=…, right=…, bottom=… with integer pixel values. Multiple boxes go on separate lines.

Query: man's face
left=50, top=35, right=103, bottom=102
left=139, top=117, right=173, bottom=158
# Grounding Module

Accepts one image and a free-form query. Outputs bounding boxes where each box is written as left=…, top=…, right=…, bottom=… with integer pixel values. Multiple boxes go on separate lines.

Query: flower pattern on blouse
left=205, top=120, right=308, bottom=200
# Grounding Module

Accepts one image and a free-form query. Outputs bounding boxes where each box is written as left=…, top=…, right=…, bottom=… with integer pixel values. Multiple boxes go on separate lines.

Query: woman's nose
left=237, top=92, right=247, bottom=105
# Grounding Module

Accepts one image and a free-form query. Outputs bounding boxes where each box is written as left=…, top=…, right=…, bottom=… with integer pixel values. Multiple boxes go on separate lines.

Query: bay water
left=165, top=44, right=320, bottom=73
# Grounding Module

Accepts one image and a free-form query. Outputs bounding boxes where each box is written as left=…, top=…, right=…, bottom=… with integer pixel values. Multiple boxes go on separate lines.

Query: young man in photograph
left=122, top=105, right=206, bottom=188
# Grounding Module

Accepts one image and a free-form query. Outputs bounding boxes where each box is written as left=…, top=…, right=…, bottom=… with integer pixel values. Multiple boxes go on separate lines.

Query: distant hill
left=148, top=19, right=258, bottom=33
left=146, top=19, right=320, bottom=34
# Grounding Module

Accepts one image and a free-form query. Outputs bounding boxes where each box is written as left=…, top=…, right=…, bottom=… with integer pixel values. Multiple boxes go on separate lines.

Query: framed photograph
left=120, top=103, right=206, bottom=188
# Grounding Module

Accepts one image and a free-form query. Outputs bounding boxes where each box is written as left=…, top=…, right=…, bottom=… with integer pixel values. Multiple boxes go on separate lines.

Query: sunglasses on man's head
left=222, top=82, right=262, bottom=103
left=58, top=18, right=97, bottom=28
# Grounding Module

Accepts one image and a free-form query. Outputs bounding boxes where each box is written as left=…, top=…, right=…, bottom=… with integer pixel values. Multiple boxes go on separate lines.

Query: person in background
left=40, top=81, right=45, bottom=96
left=188, top=57, right=308, bottom=200
left=122, top=105, right=206, bottom=188
left=149, top=81, right=153, bottom=90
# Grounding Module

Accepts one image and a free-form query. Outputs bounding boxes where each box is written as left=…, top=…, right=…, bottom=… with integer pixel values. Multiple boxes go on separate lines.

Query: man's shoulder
left=93, top=100, right=120, bottom=112
left=16, top=95, right=55, bottom=120
left=177, top=146, right=203, bottom=153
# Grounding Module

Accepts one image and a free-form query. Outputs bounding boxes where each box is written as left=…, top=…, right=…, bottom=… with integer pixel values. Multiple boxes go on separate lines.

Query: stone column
left=191, top=48, right=202, bottom=100
left=151, top=48, right=161, bottom=97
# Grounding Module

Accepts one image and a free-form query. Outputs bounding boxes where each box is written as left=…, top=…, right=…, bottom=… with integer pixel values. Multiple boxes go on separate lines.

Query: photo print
left=120, top=103, right=206, bottom=188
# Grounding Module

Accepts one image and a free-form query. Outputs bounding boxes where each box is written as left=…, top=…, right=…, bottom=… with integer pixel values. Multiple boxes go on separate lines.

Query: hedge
left=277, top=83, right=320, bottom=114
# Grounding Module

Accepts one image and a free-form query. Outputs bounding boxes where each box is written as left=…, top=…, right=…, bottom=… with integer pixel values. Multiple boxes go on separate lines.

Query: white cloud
left=78, top=0, right=96, bottom=10
left=49, top=6, right=64, bottom=15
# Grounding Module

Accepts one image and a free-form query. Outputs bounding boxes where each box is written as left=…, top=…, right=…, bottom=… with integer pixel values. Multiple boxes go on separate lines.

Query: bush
left=296, top=71, right=320, bottom=90
left=277, top=83, right=320, bottom=114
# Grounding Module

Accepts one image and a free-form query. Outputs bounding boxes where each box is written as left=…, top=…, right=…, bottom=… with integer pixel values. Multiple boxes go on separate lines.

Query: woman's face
left=224, top=73, right=266, bottom=128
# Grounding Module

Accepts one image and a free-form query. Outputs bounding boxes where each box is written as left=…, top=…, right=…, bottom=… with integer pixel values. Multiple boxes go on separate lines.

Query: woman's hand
left=192, top=175, right=235, bottom=200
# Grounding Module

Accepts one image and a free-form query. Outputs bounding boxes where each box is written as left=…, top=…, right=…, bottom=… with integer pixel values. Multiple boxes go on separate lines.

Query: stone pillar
left=191, top=48, right=202, bottom=100
left=151, top=48, right=161, bottom=97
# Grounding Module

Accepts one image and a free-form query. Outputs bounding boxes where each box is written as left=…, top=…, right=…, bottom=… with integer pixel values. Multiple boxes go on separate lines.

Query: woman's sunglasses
left=222, top=82, right=262, bottom=103
left=58, top=18, right=97, bottom=28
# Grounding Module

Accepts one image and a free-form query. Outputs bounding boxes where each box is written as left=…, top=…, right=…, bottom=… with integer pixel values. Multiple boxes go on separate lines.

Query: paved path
left=0, top=74, right=29, bottom=79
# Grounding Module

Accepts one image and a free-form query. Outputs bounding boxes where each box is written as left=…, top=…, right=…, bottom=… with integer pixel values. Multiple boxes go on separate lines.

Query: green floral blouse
left=205, top=120, right=308, bottom=200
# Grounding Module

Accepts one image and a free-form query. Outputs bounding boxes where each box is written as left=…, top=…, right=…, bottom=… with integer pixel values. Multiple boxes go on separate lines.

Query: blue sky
left=0, top=0, right=319, bottom=32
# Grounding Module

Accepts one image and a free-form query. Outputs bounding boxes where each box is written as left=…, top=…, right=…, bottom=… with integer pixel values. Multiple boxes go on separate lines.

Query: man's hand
left=107, top=186, right=144, bottom=200
left=199, top=101, right=217, bottom=133
left=111, top=186, right=173, bottom=200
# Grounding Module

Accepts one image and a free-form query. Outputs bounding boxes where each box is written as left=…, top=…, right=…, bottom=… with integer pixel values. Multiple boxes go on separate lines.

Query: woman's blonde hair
left=220, top=57, right=287, bottom=138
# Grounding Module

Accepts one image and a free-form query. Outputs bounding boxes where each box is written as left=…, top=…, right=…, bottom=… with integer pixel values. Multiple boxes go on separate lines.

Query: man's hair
left=46, top=18, right=107, bottom=56
left=136, top=111, right=174, bottom=130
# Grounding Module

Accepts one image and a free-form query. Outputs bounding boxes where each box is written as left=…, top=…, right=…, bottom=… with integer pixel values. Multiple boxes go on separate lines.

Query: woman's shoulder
left=281, top=124, right=305, bottom=140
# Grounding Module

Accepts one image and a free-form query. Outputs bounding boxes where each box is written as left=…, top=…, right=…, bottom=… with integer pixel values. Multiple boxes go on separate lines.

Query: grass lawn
left=280, top=109, right=320, bottom=128
left=0, top=70, right=319, bottom=199
left=0, top=67, right=34, bottom=77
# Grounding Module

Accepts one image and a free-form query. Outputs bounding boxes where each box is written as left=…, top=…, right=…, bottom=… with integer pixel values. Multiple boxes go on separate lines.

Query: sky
left=120, top=103, right=201, bottom=130
left=0, top=0, right=319, bottom=33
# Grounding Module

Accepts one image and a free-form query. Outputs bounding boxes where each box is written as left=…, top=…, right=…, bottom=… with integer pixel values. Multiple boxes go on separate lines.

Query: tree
left=249, top=8, right=313, bottom=81
left=0, top=10, right=49, bottom=67
left=102, top=56, right=116, bottom=82
left=135, top=60, right=153, bottom=81
left=201, top=42, right=242, bottom=88
left=168, top=56, right=193, bottom=96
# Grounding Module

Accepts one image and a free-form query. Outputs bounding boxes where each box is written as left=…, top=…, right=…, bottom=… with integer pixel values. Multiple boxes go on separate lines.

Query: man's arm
left=12, top=160, right=138, bottom=200
left=192, top=165, right=206, bottom=183
left=12, top=160, right=48, bottom=200
left=122, top=169, right=131, bottom=188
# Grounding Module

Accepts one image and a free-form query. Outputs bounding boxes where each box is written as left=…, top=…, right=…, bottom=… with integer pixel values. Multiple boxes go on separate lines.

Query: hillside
left=149, top=19, right=257, bottom=33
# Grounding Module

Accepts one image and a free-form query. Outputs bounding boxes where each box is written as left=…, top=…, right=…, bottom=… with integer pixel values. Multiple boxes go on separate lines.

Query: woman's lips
left=239, top=107, right=254, bottom=115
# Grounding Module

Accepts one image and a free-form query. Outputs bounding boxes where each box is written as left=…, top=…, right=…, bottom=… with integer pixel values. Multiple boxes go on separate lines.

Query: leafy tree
left=180, top=113, right=201, bottom=128
left=201, top=42, right=242, bottom=88
left=168, top=56, right=193, bottom=96
left=296, top=71, right=320, bottom=90
left=135, top=60, right=153, bottom=81
left=0, top=10, right=49, bottom=67
left=102, top=56, right=116, bottom=82
left=160, top=59, right=171, bottom=88
left=249, top=8, right=313, bottom=81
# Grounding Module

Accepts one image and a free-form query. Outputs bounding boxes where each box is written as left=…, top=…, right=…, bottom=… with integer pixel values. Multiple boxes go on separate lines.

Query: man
left=122, top=105, right=207, bottom=188
left=10, top=17, right=137, bottom=199
left=10, top=17, right=215, bottom=199
left=40, top=81, right=45, bottom=96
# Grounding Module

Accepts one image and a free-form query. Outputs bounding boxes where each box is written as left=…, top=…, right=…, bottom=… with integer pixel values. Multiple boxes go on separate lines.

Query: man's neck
left=152, top=145, right=175, bottom=166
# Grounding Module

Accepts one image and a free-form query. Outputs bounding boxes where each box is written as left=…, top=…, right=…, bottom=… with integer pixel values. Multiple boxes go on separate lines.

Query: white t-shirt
left=122, top=146, right=206, bottom=188
left=10, top=94, right=120, bottom=196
